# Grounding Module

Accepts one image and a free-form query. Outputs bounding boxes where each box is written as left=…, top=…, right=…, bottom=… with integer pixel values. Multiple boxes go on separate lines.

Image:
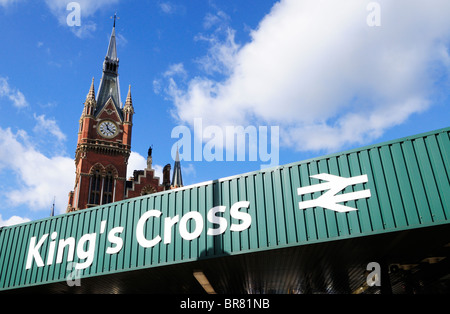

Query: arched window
left=102, top=171, right=114, bottom=205
left=89, top=169, right=102, bottom=205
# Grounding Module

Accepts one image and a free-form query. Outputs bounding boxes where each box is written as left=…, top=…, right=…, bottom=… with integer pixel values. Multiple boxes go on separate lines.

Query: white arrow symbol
left=297, top=174, right=371, bottom=213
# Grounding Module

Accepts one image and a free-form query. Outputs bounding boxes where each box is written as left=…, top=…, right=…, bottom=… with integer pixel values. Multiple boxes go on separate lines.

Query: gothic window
left=89, top=170, right=102, bottom=205
left=102, top=171, right=114, bottom=205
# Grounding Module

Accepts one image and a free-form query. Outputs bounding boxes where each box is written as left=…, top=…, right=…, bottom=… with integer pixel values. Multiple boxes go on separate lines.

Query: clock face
left=98, top=120, right=118, bottom=138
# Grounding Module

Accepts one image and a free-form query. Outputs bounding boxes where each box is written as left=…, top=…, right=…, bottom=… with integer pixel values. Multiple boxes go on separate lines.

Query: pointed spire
left=175, top=145, right=180, bottom=162
left=123, top=84, right=134, bottom=117
left=106, top=19, right=118, bottom=61
left=86, top=77, right=96, bottom=101
left=171, top=145, right=183, bottom=188
left=125, top=84, right=133, bottom=106
left=50, top=196, right=55, bottom=217
left=84, top=77, right=96, bottom=115
left=123, top=85, right=134, bottom=123
left=96, top=18, right=122, bottom=119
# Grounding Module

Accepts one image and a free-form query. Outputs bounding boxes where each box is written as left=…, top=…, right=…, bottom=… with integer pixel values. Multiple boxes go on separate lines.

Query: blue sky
left=0, top=0, right=449, bottom=226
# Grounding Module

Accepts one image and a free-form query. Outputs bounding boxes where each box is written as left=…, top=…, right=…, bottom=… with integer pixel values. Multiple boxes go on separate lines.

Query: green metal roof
left=1, top=126, right=449, bottom=293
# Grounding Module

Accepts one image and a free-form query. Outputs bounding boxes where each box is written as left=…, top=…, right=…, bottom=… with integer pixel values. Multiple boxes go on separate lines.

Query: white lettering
left=230, top=201, right=251, bottom=232
left=25, top=201, right=254, bottom=271
left=367, top=262, right=381, bottom=286
left=367, top=2, right=381, bottom=27
left=106, top=226, right=124, bottom=254
left=180, top=298, right=215, bottom=311
left=66, top=262, right=81, bottom=287
left=136, top=210, right=162, bottom=248
left=75, top=233, right=96, bottom=270
left=26, top=234, right=49, bottom=269
left=171, top=125, right=191, bottom=161
left=259, top=126, right=279, bottom=169
left=207, top=206, right=227, bottom=236
left=56, top=237, right=75, bottom=264
left=203, top=125, right=224, bottom=162
left=171, top=118, right=280, bottom=169
left=179, top=212, right=204, bottom=241
left=225, top=125, right=257, bottom=162
left=66, top=2, right=81, bottom=27
left=194, top=118, right=203, bottom=161
left=46, top=232, right=58, bottom=265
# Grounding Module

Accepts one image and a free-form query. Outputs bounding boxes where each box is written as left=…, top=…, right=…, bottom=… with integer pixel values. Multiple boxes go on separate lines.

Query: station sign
left=1, top=127, right=449, bottom=291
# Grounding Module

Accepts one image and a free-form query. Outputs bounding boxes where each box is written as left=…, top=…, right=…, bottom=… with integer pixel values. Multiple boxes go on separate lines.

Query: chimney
left=163, top=164, right=171, bottom=190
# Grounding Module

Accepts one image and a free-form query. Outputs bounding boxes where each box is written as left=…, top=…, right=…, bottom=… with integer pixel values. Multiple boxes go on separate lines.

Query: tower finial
left=105, top=16, right=118, bottom=61
left=112, top=12, right=119, bottom=28
left=86, top=77, right=96, bottom=102
left=84, top=77, right=96, bottom=115
left=171, top=144, right=183, bottom=188
left=125, top=84, right=133, bottom=106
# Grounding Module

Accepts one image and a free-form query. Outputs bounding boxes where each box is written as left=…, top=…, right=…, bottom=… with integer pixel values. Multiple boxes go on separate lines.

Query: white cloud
left=182, top=163, right=195, bottom=177
left=153, top=164, right=164, bottom=182
left=203, top=10, right=230, bottom=30
left=0, top=0, right=21, bottom=8
left=33, top=114, right=67, bottom=142
left=44, top=0, right=120, bottom=38
left=158, top=1, right=185, bottom=15
left=194, top=28, right=240, bottom=76
left=0, top=77, right=28, bottom=108
left=127, top=151, right=164, bottom=181
left=165, top=0, right=450, bottom=153
left=116, top=33, right=128, bottom=47
left=0, top=214, right=30, bottom=227
left=127, top=151, right=147, bottom=179
left=153, top=79, right=162, bottom=95
left=0, top=127, right=75, bottom=215
left=159, top=2, right=174, bottom=14
left=154, top=63, right=187, bottom=96
left=70, top=21, right=97, bottom=39
left=0, top=139, right=165, bottom=218
left=163, top=63, right=187, bottom=79
left=45, top=0, right=120, bottom=19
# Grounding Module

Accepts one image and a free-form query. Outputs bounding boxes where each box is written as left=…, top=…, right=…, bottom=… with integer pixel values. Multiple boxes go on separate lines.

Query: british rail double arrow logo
left=297, top=174, right=371, bottom=213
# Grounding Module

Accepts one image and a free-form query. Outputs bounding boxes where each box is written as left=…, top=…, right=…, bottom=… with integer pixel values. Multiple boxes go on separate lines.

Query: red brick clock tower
left=67, top=20, right=184, bottom=213
left=67, top=22, right=134, bottom=212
